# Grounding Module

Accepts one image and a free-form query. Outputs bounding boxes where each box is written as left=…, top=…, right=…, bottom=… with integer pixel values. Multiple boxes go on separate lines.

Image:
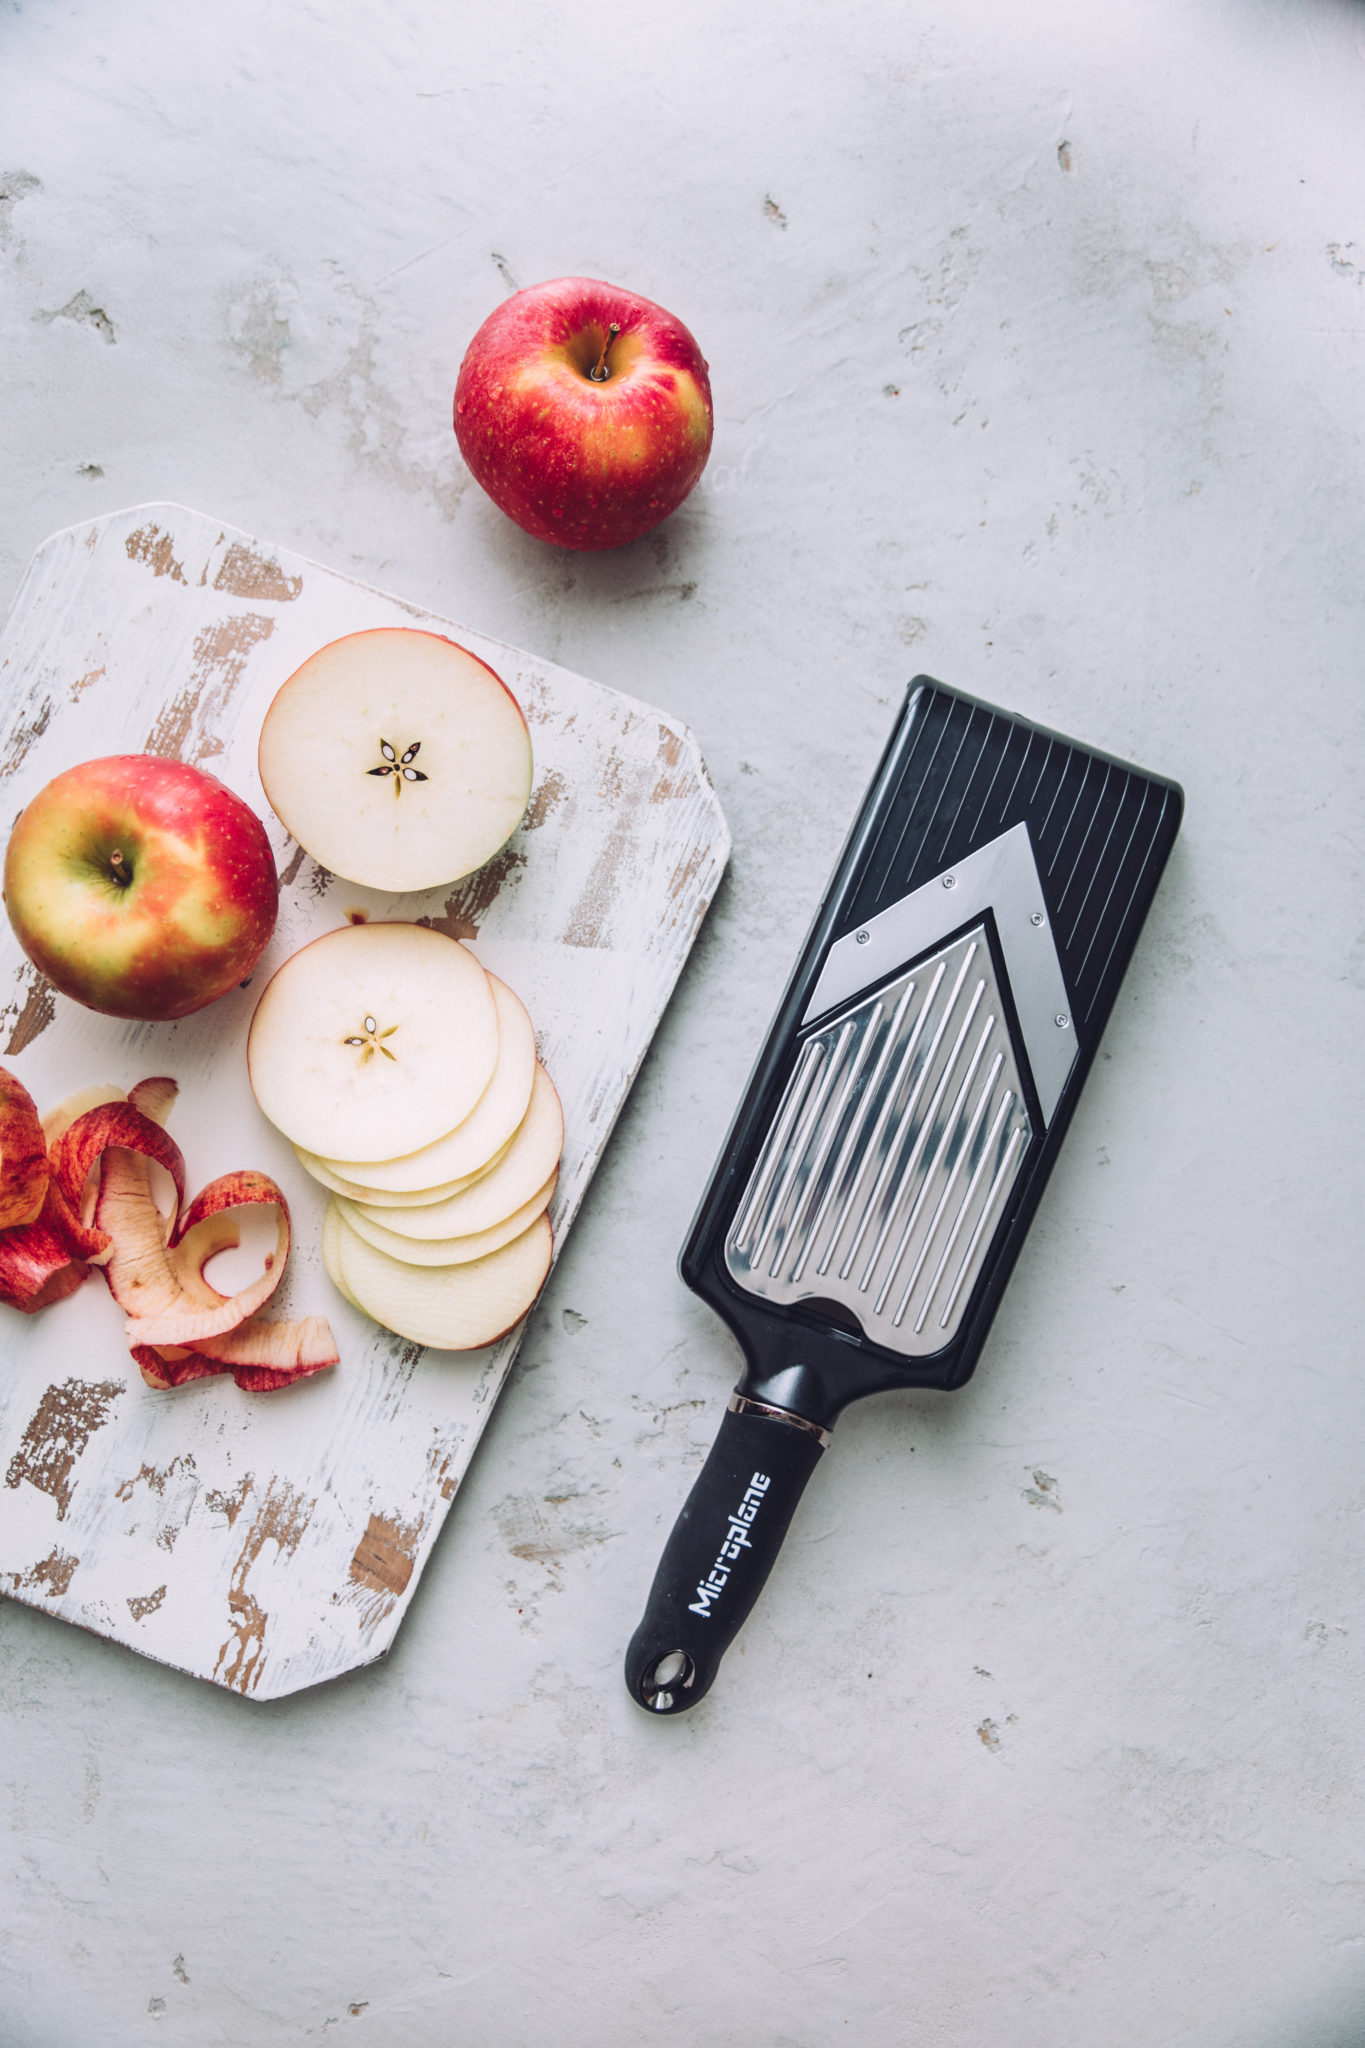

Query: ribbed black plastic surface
left=840, top=687, right=1182, bottom=1035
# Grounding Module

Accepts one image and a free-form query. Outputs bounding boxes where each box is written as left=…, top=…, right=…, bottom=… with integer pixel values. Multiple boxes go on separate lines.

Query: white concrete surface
left=2, top=2, right=1363, bottom=2043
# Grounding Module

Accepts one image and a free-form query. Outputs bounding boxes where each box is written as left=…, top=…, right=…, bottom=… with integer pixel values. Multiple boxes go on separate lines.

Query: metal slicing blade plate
left=803, top=821, right=1076, bottom=1124
left=724, top=926, right=1033, bottom=1358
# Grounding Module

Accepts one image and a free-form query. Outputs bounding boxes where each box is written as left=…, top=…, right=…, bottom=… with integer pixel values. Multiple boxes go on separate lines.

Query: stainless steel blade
left=803, top=822, right=1076, bottom=1124
left=724, top=925, right=1034, bottom=1358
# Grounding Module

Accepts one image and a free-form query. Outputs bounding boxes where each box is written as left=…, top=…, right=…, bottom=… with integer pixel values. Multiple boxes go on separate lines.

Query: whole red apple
left=454, top=277, right=713, bottom=551
left=4, top=755, right=279, bottom=1021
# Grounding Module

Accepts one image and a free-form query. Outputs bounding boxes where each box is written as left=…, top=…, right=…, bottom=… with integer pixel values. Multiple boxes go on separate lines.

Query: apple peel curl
left=0, top=1068, right=335, bottom=1392
left=0, top=1181, right=99, bottom=1313
left=0, top=1067, right=51, bottom=1231
left=94, top=1150, right=292, bottom=1347
left=0, top=1071, right=107, bottom=1311
left=131, top=1315, right=339, bottom=1395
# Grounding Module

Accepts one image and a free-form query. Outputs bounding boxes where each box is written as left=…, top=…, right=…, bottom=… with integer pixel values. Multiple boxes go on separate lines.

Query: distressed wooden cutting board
left=0, top=504, right=729, bottom=1699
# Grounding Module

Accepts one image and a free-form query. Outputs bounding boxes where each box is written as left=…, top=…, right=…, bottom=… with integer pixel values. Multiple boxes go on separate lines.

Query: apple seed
left=342, top=1015, right=400, bottom=1065
left=367, top=738, right=429, bottom=798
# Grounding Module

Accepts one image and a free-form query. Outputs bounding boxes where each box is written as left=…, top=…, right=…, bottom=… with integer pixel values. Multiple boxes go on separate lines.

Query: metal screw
left=1031, top=912, right=1045, bottom=927
left=856, top=930, right=870, bottom=945
left=942, top=874, right=956, bottom=890
left=1055, top=1013, right=1069, bottom=1029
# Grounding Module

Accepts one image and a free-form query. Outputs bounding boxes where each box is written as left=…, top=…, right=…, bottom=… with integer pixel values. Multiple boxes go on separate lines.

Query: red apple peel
left=0, top=1182, right=96, bottom=1312
left=49, top=1099, right=187, bottom=1249
left=128, top=1075, right=178, bottom=1126
left=132, top=1313, right=339, bottom=1393
left=187, top=1315, right=339, bottom=1371
left=130, top=1344, right=223, bottom=1392
left=0, top=1067, right=50, bottom=1230
left=0, top=1070, right=336, bottom=1393
left=96, top=1152, right=291, bottom=1348
left=0, top=1059, right=111, bottom=1308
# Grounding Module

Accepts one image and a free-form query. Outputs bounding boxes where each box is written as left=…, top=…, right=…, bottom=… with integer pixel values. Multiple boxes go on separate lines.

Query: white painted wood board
left=0, top=503, right=729, bottom=1699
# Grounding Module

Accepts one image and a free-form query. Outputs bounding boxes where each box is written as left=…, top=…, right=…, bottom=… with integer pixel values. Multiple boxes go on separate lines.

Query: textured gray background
left=2, top=1, right=1363, bottom=2043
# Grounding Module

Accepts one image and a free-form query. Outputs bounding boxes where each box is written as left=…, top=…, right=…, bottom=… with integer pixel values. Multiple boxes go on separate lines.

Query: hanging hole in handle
left=643, top=1649, right=695, bottom=1710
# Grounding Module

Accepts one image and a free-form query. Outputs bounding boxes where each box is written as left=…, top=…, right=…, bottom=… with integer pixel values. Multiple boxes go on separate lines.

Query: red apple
left=454, top=276, right=713, bottom=551
left=4, top=755, right=279, bottom=1020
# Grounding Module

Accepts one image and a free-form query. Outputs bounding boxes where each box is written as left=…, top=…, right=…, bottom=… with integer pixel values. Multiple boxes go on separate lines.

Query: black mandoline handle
left=624, top=1397, right=829, bottom=1715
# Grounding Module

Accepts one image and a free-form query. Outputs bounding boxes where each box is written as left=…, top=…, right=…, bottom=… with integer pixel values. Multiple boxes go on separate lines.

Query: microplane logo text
left=687, top=1471, right=771, bottom=1618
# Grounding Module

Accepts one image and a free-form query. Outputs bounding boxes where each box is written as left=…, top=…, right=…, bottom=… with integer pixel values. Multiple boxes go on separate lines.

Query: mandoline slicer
left=625, top=677, right=1183, bottom=1714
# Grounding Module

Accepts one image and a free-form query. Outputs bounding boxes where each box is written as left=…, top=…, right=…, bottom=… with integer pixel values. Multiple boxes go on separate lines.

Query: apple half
left=330, top=1205, right=553, bottom=1351
left=348, top=1063, right=563, bottom=1243
left=258, top=628, right=533, bottom=893
left=309, top=971, right=537, bottom=1194
left=247, top=921, right=499, bottom=1162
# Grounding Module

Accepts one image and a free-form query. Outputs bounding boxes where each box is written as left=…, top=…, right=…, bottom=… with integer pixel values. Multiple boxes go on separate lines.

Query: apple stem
left=589, top=323, right=621, bottom=382
left=108, top=849, right=131, bottom=887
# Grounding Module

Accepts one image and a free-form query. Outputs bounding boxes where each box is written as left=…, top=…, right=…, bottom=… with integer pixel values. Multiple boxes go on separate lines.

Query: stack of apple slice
left=246, top=922, right=562, bottom=1350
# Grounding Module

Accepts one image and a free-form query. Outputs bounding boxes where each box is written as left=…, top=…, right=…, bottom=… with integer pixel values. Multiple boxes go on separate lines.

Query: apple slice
left=336, top=1169, right=557, bottom=1267
left=293, top=1135, right=512, bottom=1208
left=257, top=628, right=533, bottom=892
left=312, top=971, right=537, bottom=1194
left=320, top=1199, right=364, bottom=1311
left=0, top=1067, right=50, bottom=1231
left=350, top=1063, right=563, bottom=1242
left=333, top=1206, right=553, bottom=1350
left=247, top=921, right=498, bottom=1162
